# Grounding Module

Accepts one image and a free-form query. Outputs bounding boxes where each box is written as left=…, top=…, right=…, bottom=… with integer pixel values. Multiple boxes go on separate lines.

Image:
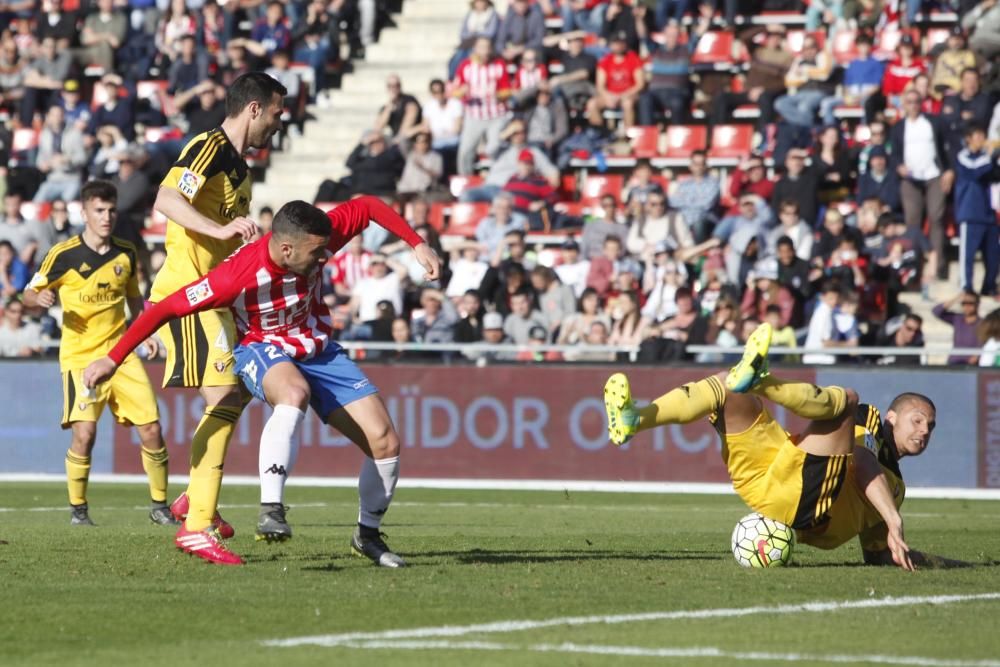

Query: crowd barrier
left=0, top=360, right=993, bottom=489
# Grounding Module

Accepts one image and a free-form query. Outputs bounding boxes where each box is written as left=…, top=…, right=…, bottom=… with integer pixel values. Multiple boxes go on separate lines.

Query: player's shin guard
left=358, top=455, right=399, bottom=529
left=637, top=376, right=727, bottom=429
left=140, top=446, right=170, bottom=504
left=65, top=450, right=91, bottom=506
left=186, top=405, right=241, bottom=531
left=750, top=376, right=847, bottom=420
left=259, top=404, right=305, bottom=504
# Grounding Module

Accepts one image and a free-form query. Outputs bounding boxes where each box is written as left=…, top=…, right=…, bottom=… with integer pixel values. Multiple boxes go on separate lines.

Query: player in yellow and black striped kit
left=147, top=72, right=286, bottom=562
left=604, top=322, right=965, bottom=570
left=23, top=180, right=178, bottom=527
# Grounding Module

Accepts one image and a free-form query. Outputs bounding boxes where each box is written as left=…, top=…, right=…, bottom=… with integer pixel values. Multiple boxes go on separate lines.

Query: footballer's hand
left=216, top=217, right=259, bottom=242
left=35, top=289, right=56, bottom=308
left=887, top=522, right=915, bottom=572
left=414, top=242, right=442, bottom=281
left=141, top=337, right=159, bottom=359
left=83, top=357, right=118, bottom=389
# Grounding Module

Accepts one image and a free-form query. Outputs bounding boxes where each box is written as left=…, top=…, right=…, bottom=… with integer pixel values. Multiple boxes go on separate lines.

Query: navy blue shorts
left=234, top=342, right=379, bottom=420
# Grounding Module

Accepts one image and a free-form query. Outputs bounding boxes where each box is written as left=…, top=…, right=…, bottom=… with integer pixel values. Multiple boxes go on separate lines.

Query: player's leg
left=62, top=369, right=107, bottom=525
left=106, top=355, right=179, bottom=526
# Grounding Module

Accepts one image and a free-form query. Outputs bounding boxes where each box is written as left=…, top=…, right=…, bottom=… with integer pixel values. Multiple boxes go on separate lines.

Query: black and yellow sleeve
left=161, top=130, right=226, bottom=203
left=27, top=237, right=80, bottom=292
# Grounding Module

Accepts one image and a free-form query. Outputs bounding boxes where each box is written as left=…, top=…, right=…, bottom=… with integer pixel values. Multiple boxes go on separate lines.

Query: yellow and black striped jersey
left=28, top=235, right=140, bottom=368
left=150, top=127, right=252, bottom=301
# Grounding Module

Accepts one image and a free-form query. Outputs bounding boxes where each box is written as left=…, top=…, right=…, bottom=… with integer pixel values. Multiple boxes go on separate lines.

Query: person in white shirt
left=446, top=241, right=489, bottom=299
left=0, top=298, right=42, bottom=357
left=350, top=253, right=405, bottom=326
left=766, top=199, right=814, bottom=261
left=423, top=78, right=463, bottom=175
left=625, top=192, right=695, bottom=262
left=553, top=239, right=590, bottom=297
left=802, top=281, right=840, bottom=365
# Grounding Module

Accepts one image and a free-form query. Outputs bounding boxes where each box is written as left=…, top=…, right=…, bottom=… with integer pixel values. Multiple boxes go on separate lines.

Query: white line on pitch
left=263, top=592, right=1000, bottom=648
left=336, top=639, right=1000, bottom=666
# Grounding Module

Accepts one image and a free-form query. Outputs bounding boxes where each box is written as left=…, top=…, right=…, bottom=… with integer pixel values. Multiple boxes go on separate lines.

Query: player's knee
left=137, top=421, right=163, bottom=446
left=70, top=423, right=97, bottom=453
left=278, top=383, right=311, bottom=411
left=368, top=422, right=399, bottom=459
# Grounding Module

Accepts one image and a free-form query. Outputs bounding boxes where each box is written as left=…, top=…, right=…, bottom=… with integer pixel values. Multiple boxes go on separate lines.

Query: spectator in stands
left=831, top=290, right=860, bottom=359
left=811, top=207, right=862, bottom=272
left=954, top=124, right=999, bottom=296
left=454, top=289, right=486, bottom=343
left=740, top=257, right=795, bottom=328
left=449, top=0, right=501, bottom=79
left=856, top=119, right=889, bottom=176
left=601, top=0, right=643, bottom=54
left=813, top=125, right=853, bottom=206
left=198, top=0, right=227, bottom=58
left=219, top=40, right=252, bottom=88
left=155, top=0, right=198, bottom=66
left=962, top=0, right=1000, bottom=62
left=522, top=83, right=569, bottom=158
left=79, top=0, right=127, bottom=73
left=638, top=23, right=692, bottom=127
left=424, top=79, right=463, bottom=175
left=0, top=296, right=42, bottom=357
left=587, top=235, right=638, bottom=299
left=642, top=286, right=708, bottom=362
left=589, top=31, right=644, bottom=133
left=934, top=291, right=983, bottom=365
left=348, top=253, right=405, bottom=338
left=53, top=79, right=89, bottom=131
left=549, top=34, right=598, bottom=113
left=466, top=311, right=515, bottom=364
left=502, top=149, right=557, bottom=229
left=245, top=1, right=293, bottom=60
left=824, top=234, right=868, bottom=290
left=776, top=234, right=812, bottom=320
left=454, top=36, right=511, bottom=176
left=476, top=193, right=528, bottom=256
left=0, top=38, right=26, bottom=113
left=766, top=200, right=813, bottom=261
left=531, top=265, right=576, bottom=334
left=930, top=26, right=978, bottom=98
left=626, top=191, right=695, bottom=262
left=554, top=239, right=590, bottom=297
left=699, top=194, right=770, bottom=286
left=770, top=148, right=820, bottom=227
left=711, top=25, right=791, bottom=135
left=315, top=129, right=405, bottom=201
left=174, top=80, right=226, bottom=139
left=802, top=280, right=839, bottom=365
left=511, top=47, right=548, bottom=107
left=33, top=106, right=86, bottom=205
left=0, top=241, right=29, bottom=298
left=641, top=252, right=687, bottom=323
left=397, top=131, right=444, bottom=200
left=111, top=146, right=152, bottom=256
left=19, top=36, right=71, bottom=126
left=856, top=146, right=901, bottom=211
left=446, top=242, right=490, bottom=300
left=940, top=68, right=993, bottom=153
left=461, top=120, right=559, bottom=203
left=40, top=200, right=79, bottom=249
left=668, top=149, right=717, bottom=243
left=910, top=73, right=942, bottom=115
left=504, top=289, right=548, bottom=344
left=564, top=320, right=617, bottom=361
left=557, top=286, right=610, bottom=344
left=580, top=194, right=629, bottom=258
left=495, top=0, right=545, bottom=62
left=483, top=260, right=534, bottom=316
left=0, top=191, right=37, bottom=267
left=880, top=34, right=925, bottom=111
left=873, top=313, right=924, bottom=366
left=88, top=74, right=136, bottom=141
left=774, top=34, right=833, bottom=130
left=821, top=33, right=884, bottom=127
left=89, top=124, right=128, bottom=179
left=890, top=90, right=953, bottom=281
left=329, top=235, right=372, bottom=304
left=727, top=156, right=774, bottom=214
left=36, top=0, right=75, bottom=46
left=488, top=227, right=535, bottom=273
left=375, top=74, right=422, bottom=140
left=623, top=159, right=664, bottom=207
left=411, top=287, right=457, bottom=344
left=291, top=0, right=336, bottom=100
left=562, top=0, right=609, bottom=35
left=265, top=50, right=303, bottom=129
left=168, top=34, right=210, bottom=96
left=609, top=289, right=649, bottom=348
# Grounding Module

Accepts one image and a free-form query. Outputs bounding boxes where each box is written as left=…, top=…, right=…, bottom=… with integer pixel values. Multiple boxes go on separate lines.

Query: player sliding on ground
left=604, top=322, right=961, bottom=570
left=84, top=199, right=441, bottom=566
left=23, top=180, right=178, bottom=527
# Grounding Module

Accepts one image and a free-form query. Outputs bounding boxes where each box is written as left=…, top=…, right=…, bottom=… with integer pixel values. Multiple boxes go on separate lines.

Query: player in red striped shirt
left=84, top=198, right=441, bottom=566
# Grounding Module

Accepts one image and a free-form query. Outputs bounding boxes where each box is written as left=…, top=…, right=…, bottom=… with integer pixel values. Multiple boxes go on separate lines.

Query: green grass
left=2, top=482, right=999, bottom=666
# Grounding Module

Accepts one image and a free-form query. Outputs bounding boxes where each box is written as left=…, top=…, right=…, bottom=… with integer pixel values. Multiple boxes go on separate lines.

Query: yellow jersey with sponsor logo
left=150, top=127, right=252, bottom=301
left=28, top=235, right=141, bottom=368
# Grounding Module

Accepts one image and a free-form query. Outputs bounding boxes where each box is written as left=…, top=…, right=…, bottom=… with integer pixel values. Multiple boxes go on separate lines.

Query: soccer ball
left=731, top=512, right=795, bottom=568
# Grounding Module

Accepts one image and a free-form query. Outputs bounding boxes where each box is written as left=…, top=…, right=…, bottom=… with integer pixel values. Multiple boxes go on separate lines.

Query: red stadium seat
left=12, top=128, right=39, bottom=154
left=245, top=148, right=270, bottom=168
left=708, top=124, right=754, bottom=161
left=554, top=201, right=589, bottom=218
left=427, top=202, right=448, bottom=231
left=830, top=29, right=859, bottom=65
left=19, top=201, right=50, bottom=221
left=663, top=124, right=708, bottom=159
left=449, top=174, right=484, bottom=199
left=626, top=126, right=661, bottom=158
left=136, top=80, right=177, bottom=117
left=580, top=174, right=625, bottom=205
left=559, top=174, right=578, bottom=200
left=691, top=31, right=741, bottom=68
left=446, top=202, right=490, bottom=237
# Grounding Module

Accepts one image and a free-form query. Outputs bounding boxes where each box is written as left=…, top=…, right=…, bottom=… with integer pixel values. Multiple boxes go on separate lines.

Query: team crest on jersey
left=78, top=402, right=88, bottom=411
left=185, top=278, right=213, bottom=306
left=114, top=263, right=123, bottom=276
left=178, top=169, right=203, bottom=199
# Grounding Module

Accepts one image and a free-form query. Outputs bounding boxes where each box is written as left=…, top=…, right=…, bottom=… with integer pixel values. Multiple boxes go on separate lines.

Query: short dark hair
left=765, top=304, right=782, bottom=315
left=960, top=67, right=979, bottom=79
left=81, top=179, right=117, bottom=203
left=904, top=313, right=923, bottom=326
left=271, top=201, right=331, bottom=239
left=964, top=123, right=987, bottom=138
left=776, top=235, right=794, bottom=249
left=889, top=391, right=935, bottom=414
left=225, top=72, right=288, bottom=118
left=691, top=149, right=707, bottom=160
left=429, top=78, right=445, bottom=90
left=779, top=199, right=799, bottom=213
left=821, top=279, right=840, bottom=294
left=260, top=206, right=274, bottom=216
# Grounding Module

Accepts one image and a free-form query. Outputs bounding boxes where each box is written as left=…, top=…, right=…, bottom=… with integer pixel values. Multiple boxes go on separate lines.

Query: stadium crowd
left=2, top=0, right=1000, bottom=366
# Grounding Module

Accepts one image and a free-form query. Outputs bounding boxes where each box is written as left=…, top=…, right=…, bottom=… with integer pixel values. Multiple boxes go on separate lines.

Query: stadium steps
left=251, top=0, right=464, bottom=209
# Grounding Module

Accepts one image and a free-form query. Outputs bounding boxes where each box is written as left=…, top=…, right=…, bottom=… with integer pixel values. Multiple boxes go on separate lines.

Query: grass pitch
left=2, top=482, right=999, bottom=667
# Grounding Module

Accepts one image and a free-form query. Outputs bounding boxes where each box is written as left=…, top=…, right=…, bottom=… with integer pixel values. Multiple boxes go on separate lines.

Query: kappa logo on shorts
left=353, top=379, right=370, bottom=391
left=177, top=169, right=203, bottom=199
left=185, top=278, right=214, bottom=306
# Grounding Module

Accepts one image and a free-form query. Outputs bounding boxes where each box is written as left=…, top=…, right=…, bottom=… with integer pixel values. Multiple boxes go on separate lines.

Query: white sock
left=259, top=404, right=305, bottom=505
left=358, top=455, right=399, bottom=528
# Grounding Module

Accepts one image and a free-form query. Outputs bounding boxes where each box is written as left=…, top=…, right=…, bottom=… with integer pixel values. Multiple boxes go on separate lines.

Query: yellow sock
left=186, top=405, right=241, bottom=531
left=65, top=451, right=91, bottom=506
left=750, top=376, right=847, bottom=420
left=140, top=446, right=170, bottom=504
left=637, top=376, right=727, bottom=431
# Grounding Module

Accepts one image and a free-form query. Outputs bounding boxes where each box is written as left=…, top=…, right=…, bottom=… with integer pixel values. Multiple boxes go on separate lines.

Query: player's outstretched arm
left=853, top=446, right=915, bottom=571
left=155, top=186, right=258, bottom=242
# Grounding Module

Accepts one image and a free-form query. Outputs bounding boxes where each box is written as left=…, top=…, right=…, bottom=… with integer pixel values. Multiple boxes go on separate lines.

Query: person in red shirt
left=881, top=34, right=926, bottom=109
left=589, top=31, right=645, bottom=131
left=726, top=155, right=775, bottom=214
left=503, top=149, right=558, bottom=229
left=85, top=198, right=441, bottom=567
